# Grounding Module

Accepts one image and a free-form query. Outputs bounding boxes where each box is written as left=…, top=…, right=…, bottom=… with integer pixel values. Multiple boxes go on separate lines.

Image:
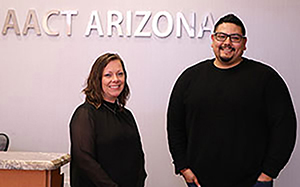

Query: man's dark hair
left=214, top=14, right=246, bottom=36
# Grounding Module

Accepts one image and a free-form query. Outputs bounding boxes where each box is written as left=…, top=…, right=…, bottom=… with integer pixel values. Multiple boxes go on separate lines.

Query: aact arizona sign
left=1, top=9, right=215, bottom=38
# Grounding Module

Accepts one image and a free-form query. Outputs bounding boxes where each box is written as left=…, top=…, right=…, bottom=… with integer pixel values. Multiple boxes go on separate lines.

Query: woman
left=69, top=53, right=147, bottom=187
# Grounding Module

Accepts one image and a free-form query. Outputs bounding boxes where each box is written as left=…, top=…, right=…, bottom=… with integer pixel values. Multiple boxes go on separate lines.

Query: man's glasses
left=214, top=32, right=245, bottom=43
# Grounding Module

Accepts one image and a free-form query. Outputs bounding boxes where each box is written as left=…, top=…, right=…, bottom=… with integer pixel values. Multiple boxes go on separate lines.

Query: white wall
left=1, top=0, right=299, bottom=187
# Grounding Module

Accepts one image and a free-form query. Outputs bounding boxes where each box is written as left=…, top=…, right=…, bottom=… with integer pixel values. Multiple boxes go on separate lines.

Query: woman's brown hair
left=83, top=53, right=130, bottom=109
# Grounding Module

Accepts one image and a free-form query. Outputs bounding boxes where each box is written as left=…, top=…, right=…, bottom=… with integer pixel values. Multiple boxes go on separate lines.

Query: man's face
left=211, top=23, right=247, bottom=68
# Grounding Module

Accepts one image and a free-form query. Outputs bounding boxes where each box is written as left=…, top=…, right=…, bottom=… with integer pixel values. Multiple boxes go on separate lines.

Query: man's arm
left=262, top=70, right=297, bottom=178
left=167, top=73, right=189, bottom=174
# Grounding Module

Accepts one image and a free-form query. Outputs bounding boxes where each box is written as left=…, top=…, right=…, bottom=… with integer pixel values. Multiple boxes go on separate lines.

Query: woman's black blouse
left=70, top=101, right=147, bottom=187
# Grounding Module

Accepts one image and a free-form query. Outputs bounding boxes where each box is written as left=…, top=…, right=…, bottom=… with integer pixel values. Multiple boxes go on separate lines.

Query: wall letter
left=23, top=9, right=41, bottom=35
left=134, top=11, right=152, bottom=37
left=197, top=13, right=214, bottom=38
left=85, top=11, right=104, bottom=36
left=176, top=12, right=195, bottom=38
left=2, top=9, right=20, bottom=35
left=126, top=11, right=132, bottom=37
left=61, top=10, right=78, bottom=36
left=152, top=11, right=173, bottom=38
left=107, top=11, right=123, bottom=37
left=42, top=10, right=60, bottom=36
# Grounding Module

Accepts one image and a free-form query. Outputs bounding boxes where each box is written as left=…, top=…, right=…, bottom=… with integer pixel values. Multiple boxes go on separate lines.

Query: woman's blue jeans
left=253, top=180, right=273, bottom=187
left=186, top=180, right=273, bottom=187
left=186, top=183, right=198, bottom=187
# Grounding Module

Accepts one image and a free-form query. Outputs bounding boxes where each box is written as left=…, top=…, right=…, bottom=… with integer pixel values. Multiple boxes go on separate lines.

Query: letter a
left=23, top=9, right=42, bottom=35
left=85, top=11, right=104, bottom=36
left=2, top=9, right=20, bottom=35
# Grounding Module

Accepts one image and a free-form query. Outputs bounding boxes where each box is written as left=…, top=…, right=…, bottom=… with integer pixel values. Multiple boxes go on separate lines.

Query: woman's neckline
left=102, top=100, right=117, bottom=114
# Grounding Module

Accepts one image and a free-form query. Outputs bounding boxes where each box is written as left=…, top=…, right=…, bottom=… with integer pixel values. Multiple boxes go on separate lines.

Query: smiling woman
left=83, top=53, right=129, bottom=109
left=102, top=60, right=125, bottom=103
left=69, top=53, right=147, bottom=187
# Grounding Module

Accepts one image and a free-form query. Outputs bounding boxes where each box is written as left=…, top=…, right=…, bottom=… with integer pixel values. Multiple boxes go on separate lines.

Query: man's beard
left=220, top=56, right=233, bottom=62
left=219, top=45, right=235, bottom=62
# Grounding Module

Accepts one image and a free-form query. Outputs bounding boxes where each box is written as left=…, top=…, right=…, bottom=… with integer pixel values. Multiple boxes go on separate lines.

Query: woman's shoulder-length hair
left=83, top=53, right=130, bottom=109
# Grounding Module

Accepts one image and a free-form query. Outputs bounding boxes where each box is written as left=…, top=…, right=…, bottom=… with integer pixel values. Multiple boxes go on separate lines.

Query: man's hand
left=180, top=168, right=201, bottom=187
left=257, top=173, right=272, bottom=182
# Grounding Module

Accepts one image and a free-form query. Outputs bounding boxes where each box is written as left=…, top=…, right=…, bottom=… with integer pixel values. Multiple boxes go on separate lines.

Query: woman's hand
left=257, top=172, right=272, bottom=182
left=181, top=168, right=201, bottom=187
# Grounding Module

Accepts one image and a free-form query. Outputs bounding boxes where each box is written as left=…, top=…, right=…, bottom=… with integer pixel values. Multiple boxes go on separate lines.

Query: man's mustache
left=219, top=45, right=236, bottom=51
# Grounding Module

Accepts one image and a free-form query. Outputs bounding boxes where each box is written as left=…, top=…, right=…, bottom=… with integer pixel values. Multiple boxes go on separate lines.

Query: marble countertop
left=0, top=151, right=70, bottom=170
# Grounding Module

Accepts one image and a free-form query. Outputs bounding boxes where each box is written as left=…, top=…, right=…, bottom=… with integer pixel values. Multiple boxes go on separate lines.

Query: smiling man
left=211, top=21, right=247, bottom=69
left=167, top=14, right=297, bottom=187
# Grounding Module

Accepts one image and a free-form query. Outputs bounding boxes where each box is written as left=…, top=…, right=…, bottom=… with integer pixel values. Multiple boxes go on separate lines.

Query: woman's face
left=102, top=59, right=125, bottom=103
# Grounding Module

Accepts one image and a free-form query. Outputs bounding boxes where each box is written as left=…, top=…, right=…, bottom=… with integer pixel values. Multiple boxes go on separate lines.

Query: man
left=167, top=13, right=296, bottom=187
